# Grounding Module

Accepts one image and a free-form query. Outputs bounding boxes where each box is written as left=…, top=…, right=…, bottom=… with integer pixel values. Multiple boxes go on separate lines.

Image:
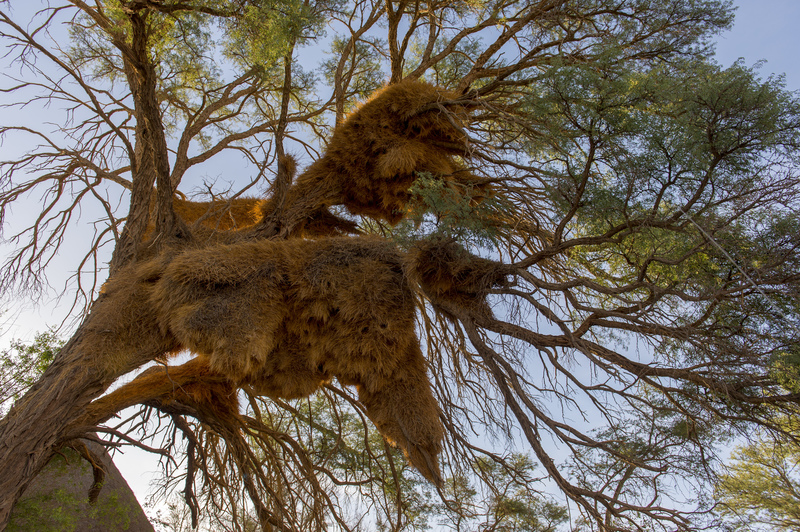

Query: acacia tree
left=1, top=1, right=799, bottom=531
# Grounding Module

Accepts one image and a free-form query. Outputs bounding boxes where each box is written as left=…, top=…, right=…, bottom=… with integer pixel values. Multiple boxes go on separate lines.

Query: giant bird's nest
left=90, top=80, right=505, bottom=485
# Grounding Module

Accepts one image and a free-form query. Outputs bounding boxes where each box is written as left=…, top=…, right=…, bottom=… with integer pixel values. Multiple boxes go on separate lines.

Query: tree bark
left=110, top=8, right=181, bottom=274
left=0, top=327, right=108, bottom=527
left=8, top=438, right=155, bottom=532
left=0, top=273, right=176, bottom=529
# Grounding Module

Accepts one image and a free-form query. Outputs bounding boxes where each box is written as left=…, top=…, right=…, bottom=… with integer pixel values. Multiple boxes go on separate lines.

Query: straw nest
left=149, top=236, right=443, bottom=483
left=163, top=196, right=358, bottom=241
left=155, top=81, right=482, bottom=241
left=406, top=237, right=509, bottom=317
left=282, top=79, right=482, bottom=225
left=96, top=80, right=506, bottom=484
left=95, top=232, right=510, bottom=484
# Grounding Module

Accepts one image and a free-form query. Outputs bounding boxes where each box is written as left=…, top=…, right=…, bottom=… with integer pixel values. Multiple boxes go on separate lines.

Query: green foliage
left=387, top=171, right=509, bottom=249
left=515, top=51, right=800, bottom=382
left=564, top=408, right=725, bottom=530
left=66, top=0, right=323, bottom=151
left=221, top=0, right=326, bottom=68
left=771, top=345, right=800, bottom=394
left=716, top=423, right=800, bottom=531
left=433, top=454, right=567, bottom=532
left=321, top=35, right=386, bottom=105
left=423, top=37, right=484, bottom=84
left=0, top=329, right=62, bottom=414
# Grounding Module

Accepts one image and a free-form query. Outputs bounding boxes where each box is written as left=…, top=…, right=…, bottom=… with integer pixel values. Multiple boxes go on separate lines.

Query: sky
left=714, top=0, right=800, bottom=89
left=4, top=0, right=800, bottom=523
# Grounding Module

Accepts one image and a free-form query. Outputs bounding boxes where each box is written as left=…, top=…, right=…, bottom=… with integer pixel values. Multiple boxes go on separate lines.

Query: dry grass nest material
left=95, top=235, right=507, bottom=484
left=406, top=237, right=509, bottom=316
left=99, top=79, right=502, bottom=485
left=286, top=79, right=485, bottom=224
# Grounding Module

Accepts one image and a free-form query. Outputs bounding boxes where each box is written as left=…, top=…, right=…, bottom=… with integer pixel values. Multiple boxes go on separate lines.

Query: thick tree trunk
left=0, top=328, right=109, bottom=528
left=0, top=263, right=177, bottom=529
left=9, top=438, right=155, bottom=532
left=1, top=12, right=186, bottom=518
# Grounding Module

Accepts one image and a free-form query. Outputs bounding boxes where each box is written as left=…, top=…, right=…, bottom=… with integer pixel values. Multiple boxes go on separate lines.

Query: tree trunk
left=0, top=267, right=177, bottom=529
left=0, top=328, right=109, bottom=528
left=110, top=8, right=180, bottom=274
left=8, top=438, right=155, bottom=532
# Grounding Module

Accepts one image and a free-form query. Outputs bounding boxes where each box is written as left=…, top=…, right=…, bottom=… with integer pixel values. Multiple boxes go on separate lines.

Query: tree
left=714, top=417, right=800, bottom=531
left=1, top=331, right=153, bottom=531
left=0, top=330, right=62, bottom=415
left=1, top=1, right=799, bottom=531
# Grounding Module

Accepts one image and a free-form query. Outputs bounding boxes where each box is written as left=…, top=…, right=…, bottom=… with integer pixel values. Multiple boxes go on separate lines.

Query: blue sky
left=714, top=0, right=800, bottom=89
